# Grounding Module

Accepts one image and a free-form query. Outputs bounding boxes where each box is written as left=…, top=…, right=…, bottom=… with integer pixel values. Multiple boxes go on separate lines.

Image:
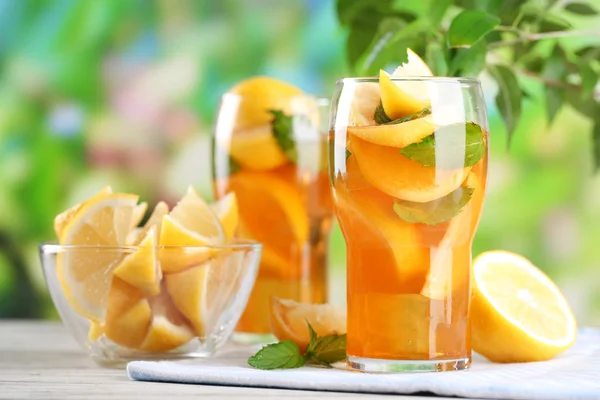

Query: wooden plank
left=0, top=321, right=446, bottom=399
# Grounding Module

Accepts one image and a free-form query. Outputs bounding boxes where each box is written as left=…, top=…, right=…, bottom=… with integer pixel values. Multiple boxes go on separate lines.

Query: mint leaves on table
left=394, top=186, right=474, bottom=225
left=374, top=103, right=431, bottom=125
left=247, top=322, right=347, bottom=370
left=247, top=340, right=306, bottom=370
left=269, top=109, right=297, bottom=163
left=304, top=323, right=346, bottom=367
left=399, top=122, right=485, bottom=169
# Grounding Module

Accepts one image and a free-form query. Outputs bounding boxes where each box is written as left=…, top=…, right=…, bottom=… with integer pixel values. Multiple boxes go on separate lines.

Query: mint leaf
left=447, top=10, right=500, bottom=48
left=373, top=102, right=392, bottom=124
left=374, top=104, right=431, bottom=125
left=394, top=186, right=474, bottom=225
left=399, top=123, right=485, bottom=169
left=449, top=40, right=486, bottom=78
left=247, top=340, right=305, bottom=370
left=269, top=109, right=297, bottom=163
left=304, top=322, right=346, bottom=367
left=564, top=2, right=598, bottom=15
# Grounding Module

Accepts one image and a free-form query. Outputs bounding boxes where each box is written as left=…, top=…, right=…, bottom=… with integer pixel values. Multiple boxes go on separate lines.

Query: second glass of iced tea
left=213, top=77, right=333, bottom=342
left=330, top=75, right=489, bottom=372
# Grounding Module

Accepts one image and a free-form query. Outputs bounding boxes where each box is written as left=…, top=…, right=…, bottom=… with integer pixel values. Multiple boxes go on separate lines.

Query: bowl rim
left=39, top=238, right=262, bottom=253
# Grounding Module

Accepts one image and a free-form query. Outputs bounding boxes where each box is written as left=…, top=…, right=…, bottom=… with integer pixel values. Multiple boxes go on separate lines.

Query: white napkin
left=127, top=329, right=600, bottom=399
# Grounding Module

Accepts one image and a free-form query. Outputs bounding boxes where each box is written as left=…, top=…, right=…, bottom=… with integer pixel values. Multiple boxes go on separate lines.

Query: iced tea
left=213, top=79, right=333, bottom=338
left=330, top=75, right=489, bottom=372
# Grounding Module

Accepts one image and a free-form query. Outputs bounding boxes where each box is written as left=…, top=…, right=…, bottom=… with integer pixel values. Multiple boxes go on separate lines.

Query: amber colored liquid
left=214, top=139, right=333, bottom=334
left=333, top=129, right=488, bottom=361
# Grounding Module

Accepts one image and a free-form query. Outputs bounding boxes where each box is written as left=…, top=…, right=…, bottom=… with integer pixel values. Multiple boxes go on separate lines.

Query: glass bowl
left=39, top=240, right=261, bottom=367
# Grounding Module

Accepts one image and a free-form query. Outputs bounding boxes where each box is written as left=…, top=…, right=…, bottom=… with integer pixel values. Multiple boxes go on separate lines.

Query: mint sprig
left=268, top=109, right=297, bottom=163
left=393, top=186, right=474, bottom=225
left=304, top=323, right=347, bottom=367
left=374, top=103, right=431, bottom=125
left=247, top=322, right=347, bottom=370
left=399, top=122, right=485, bottom=169
left=247, top=340, right=305, bottom=370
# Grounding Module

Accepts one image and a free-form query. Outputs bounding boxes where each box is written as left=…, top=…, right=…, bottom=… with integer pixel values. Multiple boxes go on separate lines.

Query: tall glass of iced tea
left=330, top=70, right=489, bottom=371
left=213, top=77, right=333, bottom=342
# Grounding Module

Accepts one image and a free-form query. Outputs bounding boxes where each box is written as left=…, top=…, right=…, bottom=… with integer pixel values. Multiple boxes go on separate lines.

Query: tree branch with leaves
left=336, top=0, right=600, bottom=167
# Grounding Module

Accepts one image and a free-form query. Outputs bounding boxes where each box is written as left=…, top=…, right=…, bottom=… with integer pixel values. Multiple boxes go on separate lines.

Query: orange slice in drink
left=56, top=193, right=139, bottom=322
left=226, top=124, right=289, bottom=171
left=210, top=192, right=239, bottom=242
left=472, top=251, right=577, bottom=362
left=336, top=158, right=429, bottom=293
left=228, top=169, right=308, bottom=278
left=348, top=82, right=381, bottom=126
left=420, top=172, right=484, bottom=300
left=347, top=115, right=435, bottom=148
left=350, top=134, right=470, bottom=203
left=270, top=297, right=346, bottom=352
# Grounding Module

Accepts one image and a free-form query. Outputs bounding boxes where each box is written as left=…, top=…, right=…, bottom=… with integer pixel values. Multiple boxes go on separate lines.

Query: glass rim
left=337, top=76, right=480, bottom=85
left=39, top=238, right=262, bottom=253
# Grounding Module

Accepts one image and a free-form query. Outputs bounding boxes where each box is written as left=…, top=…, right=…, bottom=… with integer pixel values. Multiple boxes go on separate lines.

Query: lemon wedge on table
left=270, top=297, right=346, bottom=353
left=472, top=250, right=577, bottom=363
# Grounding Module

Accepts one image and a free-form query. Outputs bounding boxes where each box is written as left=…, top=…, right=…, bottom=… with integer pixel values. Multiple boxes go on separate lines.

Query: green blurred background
left=0, top=0, right=599, bottom=325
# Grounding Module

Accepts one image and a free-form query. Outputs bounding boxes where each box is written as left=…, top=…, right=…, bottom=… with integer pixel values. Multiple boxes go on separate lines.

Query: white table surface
left=0, top=320, right=465, bottom=399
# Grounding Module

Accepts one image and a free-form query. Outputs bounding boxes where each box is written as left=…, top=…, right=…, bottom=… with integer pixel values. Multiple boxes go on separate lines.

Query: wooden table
left=0, top=320, right=456, bottom=399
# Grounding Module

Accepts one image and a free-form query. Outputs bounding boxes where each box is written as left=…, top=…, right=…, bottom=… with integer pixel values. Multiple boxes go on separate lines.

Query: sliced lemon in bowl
left=53, top=186, right=113, bottom=238
left=56, top=193, right=139, bottom=322
left=113, top=227, right=161, bottom=296
left=159, top=186, right=225, bottom=273
left=472, top=250, right=577, bottom=363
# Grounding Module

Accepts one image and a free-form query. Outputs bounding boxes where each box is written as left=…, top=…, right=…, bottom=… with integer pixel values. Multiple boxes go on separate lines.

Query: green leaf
left=247, top=340, right=305, bottom=370
left=373, top=102, right=393, bottom=124
left=355, top=17, right=415, bottom=76
left=447, top=10, right=500, bottom=48
left=426, top=42, right=448, bottom=76
left=427, top=0, right=452, bottom=26
left=488, top=64, right=522, bottom=146
left=542, top=45, right=569, bottom=125
left=449, top=40, right=487, bottom=78
left=269, top=109, right=297, bottom=163
left=576, top=46, right=600, bottom=62
left=399, top=123, right=486, bottom=169
left=545, top=86, right=564, bottom=126
left=357, top=17, right=408, bottom=76
left=564, top=2, right=598, bottom=15
left=593, top=115, right=600, bottom=172
left=374, top=104, right=430, bottom=125
left=393, top=186, right=475, bottom=225
left=579, top=63, right=598, bottom=98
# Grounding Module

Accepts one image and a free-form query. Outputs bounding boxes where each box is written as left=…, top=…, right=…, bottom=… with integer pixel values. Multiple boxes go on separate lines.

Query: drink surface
left=330, top=78, right=489, bottom=361
left=214, top=134, right=332, bottom=334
